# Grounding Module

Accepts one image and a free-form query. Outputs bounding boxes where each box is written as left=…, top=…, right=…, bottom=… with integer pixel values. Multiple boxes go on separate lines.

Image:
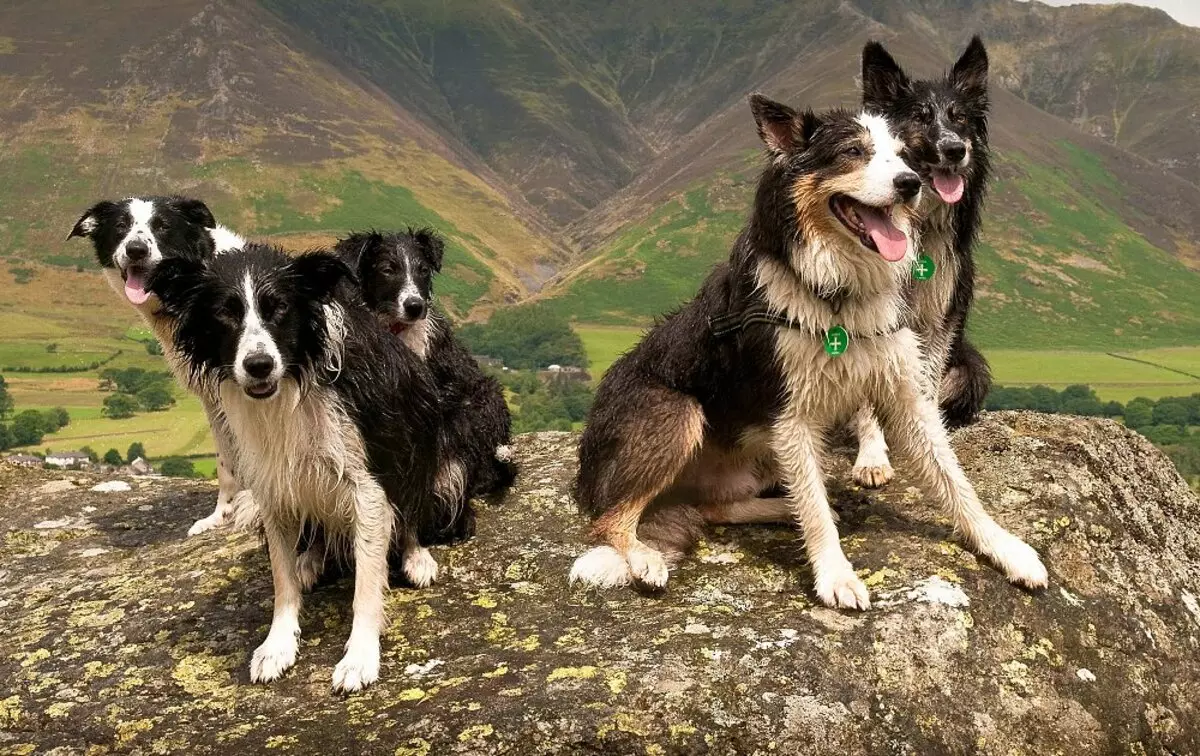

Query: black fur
left=149, top=244, right=447, bottom=554
left=862, top=36, right=993, bottom=425
left=335, top=230, right=516, bottom=528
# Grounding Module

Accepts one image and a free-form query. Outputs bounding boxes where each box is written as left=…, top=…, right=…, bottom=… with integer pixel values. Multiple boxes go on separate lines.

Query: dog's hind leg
left=250, top=514, right=304, bottom=684
left=699, top=497, right=792, bottom=524
left=851, top=404, right=894, bottom=489
left=772, top=415, right=871, bottom=610
left=189, top=406, right=256, bottom=536
left=401, top=531, right=439, bottom=588
left=333, top=479, right=394, bottom=694
left=572, top=388, right=705, bottom=590
left=876, top=376, right=1048, bottom=590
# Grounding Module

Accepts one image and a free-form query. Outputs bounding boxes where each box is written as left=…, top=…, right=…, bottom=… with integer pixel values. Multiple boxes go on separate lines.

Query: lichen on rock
left=0, top=412, right=1197, bottom=754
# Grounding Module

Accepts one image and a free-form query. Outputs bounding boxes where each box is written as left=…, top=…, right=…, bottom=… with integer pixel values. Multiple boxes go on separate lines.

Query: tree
left=458, top=304, right=587, bottom=370
left=1101, top=401, right=1124, bottom=418
left=79, top=445, right=99, bottom=463
left=1123, top=397, right=1155, bottom=429
left=127, top=442, right=146, bottom=464
left=1028, top=385, right=1061, bottom=413
left=1152, top=399, right=1190, bottom=428
left=11, top=410, right=46, bottom=446
left=159, top=458, right=197, bottom=478
left=102, top=394, right=138, bottom=419
left=103, top=449, right=123, bottom=466
left=145, top=340, right=164, bottom=356
left=0, top=424, right=12, bottom=451
left=0, top=375, right=13, bottom=420
left=136, top=385, right=175, bottom=411
left=45, top=343, right=58, bottom=354
left=45, top=406, right=70, bottom=431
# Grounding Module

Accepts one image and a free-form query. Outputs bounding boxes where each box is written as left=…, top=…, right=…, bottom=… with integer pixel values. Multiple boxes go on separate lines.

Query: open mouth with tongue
left=829, top=195, right=909, bottom=263
left=932, top=169, right=965, bottom=204
left=123, top=265, right=152, bottom=306
left=388, top=319, right=414, bottom=336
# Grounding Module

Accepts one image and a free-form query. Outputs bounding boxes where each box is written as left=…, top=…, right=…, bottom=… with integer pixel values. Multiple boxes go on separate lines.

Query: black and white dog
left=149, top=244, right=445, bottom=693
left=68, top=196, right=253, bottom=535
left=335, top=230, right=516, bottom=542
left=850, top=37, right=995, bottom=488
left=570, top=96, right=1046, bottom=609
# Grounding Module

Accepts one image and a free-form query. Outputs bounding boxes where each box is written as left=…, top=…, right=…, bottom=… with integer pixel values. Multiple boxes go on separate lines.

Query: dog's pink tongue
left=857, top=207, right=909, bottom=263
left=124, top=272, right=150, bottom=305
left=933, top=172, right=965, bottom=203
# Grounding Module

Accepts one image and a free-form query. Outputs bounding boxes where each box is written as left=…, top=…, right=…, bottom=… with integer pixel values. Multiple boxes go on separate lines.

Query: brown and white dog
left=569, top=97, right=1046, bottom=609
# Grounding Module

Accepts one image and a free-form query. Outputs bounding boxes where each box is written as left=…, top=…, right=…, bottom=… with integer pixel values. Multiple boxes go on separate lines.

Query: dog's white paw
left=852, top=463, right=895, bottom=489
left=187, top=509, right=224, bottom=536
left=813, top=561, right=871, bottom=610
left=332, top=641, right=380, bottom=694
left=296, top=548, right=326, bottom=593
left=250, top=631, right=299, bottom=684
left=403, top=546, right=439, bottom=589
left=990, top=531, right=1048, bottom=589
left=569, top=546, right=632, bottom=589
left=627, top=546, right=669, bottom=590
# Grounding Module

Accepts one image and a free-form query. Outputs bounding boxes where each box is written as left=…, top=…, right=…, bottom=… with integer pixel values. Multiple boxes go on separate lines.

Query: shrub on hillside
left=159, top=458, right=198, bottom=479
left=102, top=394, right=138, bottom=420
left=11, top=410, right=46, bottom=446
left=127, top=442, right=146, bottom=464
left=103, top=449, right=123, bottom=466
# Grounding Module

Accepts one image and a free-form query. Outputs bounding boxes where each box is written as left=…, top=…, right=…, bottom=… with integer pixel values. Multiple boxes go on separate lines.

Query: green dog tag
left=912, top=254, right=936, bottom=281
left=824, top=325, right=849, bottom=357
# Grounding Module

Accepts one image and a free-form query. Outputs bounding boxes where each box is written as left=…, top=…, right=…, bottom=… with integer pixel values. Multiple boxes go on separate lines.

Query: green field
left=574, top=325, right=1200, bottom=403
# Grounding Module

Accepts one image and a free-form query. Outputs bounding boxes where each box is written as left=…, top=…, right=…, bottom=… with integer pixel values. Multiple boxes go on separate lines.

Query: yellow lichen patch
left=646, top=745, right=666, bottom=756
left=115, top=717, right=156, bottom=745
left=862, top=567, right=899, bottom=588
left=598, top=712, right=651, bottom=739
left=485, top=612, right=514, bottom=644
left=397, top=688, right=427, bottom=701
left=498, top=687, right=523, bottom=697
left=547, top=665, right=599, bottom=682
left=457, top=724, right=494, bottom=743
left=472, top=591, right=499, bottom=609
left=394, top=738, right=432, bottom=756
left=1023, top=637, right=1064, bottom=667
left=84, top=660, right=118, bottom=682
left=482, top=664, right=509, bottom=678
left=266, top=734, right=299, bottom=749
left=45, top=702, right=76, bottom=719
left=415, top=604, right=434, bottom=621
left=170, top=651, right=237, bottom=710
left=670, top=722, right=698, bottom=741
left=936, top=568, right=963, bottom=584
left=67, top=600, right=125, bottom=629
left=1001, top=660, right=1031, bottom=691
left=226, top=565, right=246, bottom=581
left=0, top=696, right=22, bottom=729
left=19, top=648, right=51, bottom=668
left=606, top=670, right=628, bottom=695
left=554, top=627, right=586, bottom=649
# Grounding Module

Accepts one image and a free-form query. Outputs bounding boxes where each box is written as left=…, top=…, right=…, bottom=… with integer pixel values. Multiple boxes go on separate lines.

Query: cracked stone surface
left=1, top=412, right=1198, bottom=754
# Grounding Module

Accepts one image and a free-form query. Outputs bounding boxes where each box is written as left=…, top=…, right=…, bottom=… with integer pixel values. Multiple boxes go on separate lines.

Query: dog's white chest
left=910, top=203, right=959, bottom=332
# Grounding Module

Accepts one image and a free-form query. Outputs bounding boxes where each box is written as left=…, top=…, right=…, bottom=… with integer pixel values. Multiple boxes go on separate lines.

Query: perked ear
left=950, top=35, right=988, bottom=97
left=861, top=41, right=911, bottom=110
left=749, top=94, right=813, bottom=156
left=147, top=257, right=209, bottom=318
left=170, top=197, right=217, bottom=229
left=413, top=227, right=445, bottom=273
left=289, top=252, right=355, bottom=305
left=67, top=201, right=118, bottom=241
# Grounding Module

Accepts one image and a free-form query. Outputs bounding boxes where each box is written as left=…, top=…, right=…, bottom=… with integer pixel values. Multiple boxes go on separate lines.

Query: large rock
left=1, top=412, right=1198, bottom=755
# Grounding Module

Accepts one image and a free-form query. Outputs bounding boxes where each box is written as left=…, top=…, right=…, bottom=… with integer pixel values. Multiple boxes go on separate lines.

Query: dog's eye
left=919, top=104, right=934, bottom=122
left=948, top=106, right=967, bottom=124
left=378, top=263, right=397, bottom=276
left=259, top=296, right=287, bottom=323
left=150, top=218, right=165, bottom=232
left=843, top=146, right=864, bottom=159
left=217, top=296, right=244, bottom=325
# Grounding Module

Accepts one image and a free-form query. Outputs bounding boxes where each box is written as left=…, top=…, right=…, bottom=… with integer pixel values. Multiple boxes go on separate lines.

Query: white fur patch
left=403, top=545, right=440, bottom=588
left=570, top=546, right=633, bottom=589
left=210, top=224, right=246, bottom=254
left=857, top=113, right=916, bottom=207
left=233, top=272, right=285, bottom=388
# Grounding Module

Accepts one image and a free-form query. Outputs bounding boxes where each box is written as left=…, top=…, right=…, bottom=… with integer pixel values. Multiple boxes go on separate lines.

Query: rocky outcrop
left=1, top=412, right=1198, bottom=755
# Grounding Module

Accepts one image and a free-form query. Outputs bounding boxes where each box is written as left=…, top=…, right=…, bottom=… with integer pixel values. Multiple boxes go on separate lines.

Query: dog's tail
left=939, top=336, right=992, bottom=429
left=490, top=444, right=518, bottom=492
left=568, top=503, right=706, bottom=588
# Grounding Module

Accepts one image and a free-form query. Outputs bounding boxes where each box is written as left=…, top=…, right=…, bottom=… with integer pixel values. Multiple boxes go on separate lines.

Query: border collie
left=68, top=196, right=252, bottom=535
left=149, top=244, right=444, bottom=692
left=849, top=37, right=995, bottom=488
left=335, top=230, right=516, bottom=541
left=569, top=96, right=1046, bottom=609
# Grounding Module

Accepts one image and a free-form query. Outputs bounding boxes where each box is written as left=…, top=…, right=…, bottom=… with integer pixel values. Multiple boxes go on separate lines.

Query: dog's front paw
left=187, top=509, right=224, bottom=536
left=627, top=546, right=669, bottom=590
left=402, top=546, right=439, bottom=588
left=852, top=463, right=894, bottom=489
left=569, top=546, right=632, bottom=589
left=332, top=641, right=380, bottom=694
left=250, top=631, right=299, bottom=684
left=990, top=531, right=1048, bottom=589
left=813, top=561, right=871, bottom=610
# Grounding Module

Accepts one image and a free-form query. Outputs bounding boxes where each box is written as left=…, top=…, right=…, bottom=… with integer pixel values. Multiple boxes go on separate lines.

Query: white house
left=44, top=451, right=92, bottom=469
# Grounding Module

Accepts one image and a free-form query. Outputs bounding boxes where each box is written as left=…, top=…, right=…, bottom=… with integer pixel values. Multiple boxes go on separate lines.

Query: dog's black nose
left=125, top=239, right=150, bottom=262
left=893, top=172, right=922, bottom=200
left=242, top=353, right=276, bottom=380
left=402, top=296, right=427, bottom=320
left=940, top=141, right=967, bottom=163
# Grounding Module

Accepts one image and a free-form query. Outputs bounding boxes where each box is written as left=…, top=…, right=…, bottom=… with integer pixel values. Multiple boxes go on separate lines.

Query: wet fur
left=336, top=230, right=516, bottom=545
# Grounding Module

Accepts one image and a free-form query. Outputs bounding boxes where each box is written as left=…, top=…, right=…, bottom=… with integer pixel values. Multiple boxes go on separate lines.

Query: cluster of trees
left=987, top=384, right=1200, bottom=484
left=2, top=350, right=122, bottom=374
left=99, top=367, right=176, bottom=419
left=0, top=376, right=70, bottom=449
left=489, top=369, right=594, bottom=434
left=77, top=442, right=147, bottom=467
left=459, top=304, right=587, bottom=370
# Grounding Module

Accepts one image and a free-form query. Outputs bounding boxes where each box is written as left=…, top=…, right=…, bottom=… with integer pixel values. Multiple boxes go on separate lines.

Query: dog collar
left=708, top=301, right=902, bottom=343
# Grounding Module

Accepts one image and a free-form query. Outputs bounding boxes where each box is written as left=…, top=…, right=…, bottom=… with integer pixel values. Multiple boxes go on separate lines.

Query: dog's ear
left=413, top=228, right=445, bottom=273
left=950, top=35, right=988, bottom=99
left=67, top=201, right=119, bottom=241
left=861, top=41, right=910, bottom=111
left=749, top=94, right=814, bottom=156
left=147, top=257, right=208, bottom=317
left=289, top=252, right=355, bottom=305
left=169, top=197, right=217, bottom=229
